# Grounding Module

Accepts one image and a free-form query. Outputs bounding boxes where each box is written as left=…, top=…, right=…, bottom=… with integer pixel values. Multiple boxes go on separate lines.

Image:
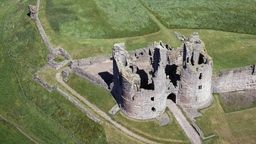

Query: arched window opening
left=167, top=93, right=176, bottom=103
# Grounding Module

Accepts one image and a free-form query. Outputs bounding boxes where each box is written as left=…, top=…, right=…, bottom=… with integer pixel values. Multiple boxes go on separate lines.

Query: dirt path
left=0, top=114, right=38, bottom=144
left=166, top=100, right=202, bottom=144
left=56, top=73, right=157, bottom=144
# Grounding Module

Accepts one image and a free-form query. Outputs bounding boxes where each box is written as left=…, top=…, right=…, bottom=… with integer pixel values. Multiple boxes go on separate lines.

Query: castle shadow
left=98, top=71, right=113, bottom=89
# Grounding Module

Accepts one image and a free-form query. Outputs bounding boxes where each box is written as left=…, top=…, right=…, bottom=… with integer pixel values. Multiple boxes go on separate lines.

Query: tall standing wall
left=212, top=65, right=256, bottom=93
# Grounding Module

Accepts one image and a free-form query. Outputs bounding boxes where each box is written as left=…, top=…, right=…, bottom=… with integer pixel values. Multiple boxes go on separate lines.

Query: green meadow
left=40, top=0, right=256, bottom=72
left=0, top=0, right=106, bottom=143
left=140, top=0, right=256, bottom=35
left=1, top=0, right=256, bottom=143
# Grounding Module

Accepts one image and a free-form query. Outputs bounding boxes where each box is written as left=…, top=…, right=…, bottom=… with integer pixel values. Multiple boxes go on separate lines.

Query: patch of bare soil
left=219, top=90, right=256, bottom=112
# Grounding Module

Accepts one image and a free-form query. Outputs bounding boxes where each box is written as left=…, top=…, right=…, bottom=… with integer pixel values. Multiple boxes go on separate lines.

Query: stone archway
left=167, top=93, right=176, bottom=103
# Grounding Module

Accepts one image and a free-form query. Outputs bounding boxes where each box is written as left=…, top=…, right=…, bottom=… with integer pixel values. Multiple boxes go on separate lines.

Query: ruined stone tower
left=111, top=33, right=213, bottom=119
left=111, top=43, right=168, bottom=119
left=178, top=34, right=213, bottom=108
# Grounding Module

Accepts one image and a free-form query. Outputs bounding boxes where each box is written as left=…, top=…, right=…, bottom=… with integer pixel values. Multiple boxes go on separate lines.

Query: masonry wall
left=212, top=65, right=256, bottom=93
left=178, top=37, right=213, bottom=109
left=179, top=64, right=213, bottom=109
left=112, top=43, right=169, bottom=119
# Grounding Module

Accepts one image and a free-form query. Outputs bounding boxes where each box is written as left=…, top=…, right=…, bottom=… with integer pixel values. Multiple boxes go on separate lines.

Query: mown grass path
left=138, top=0, right=174, bottom=38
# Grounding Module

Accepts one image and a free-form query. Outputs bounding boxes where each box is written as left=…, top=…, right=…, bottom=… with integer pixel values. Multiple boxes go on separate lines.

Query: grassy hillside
left=0, top=118, right=34, bottom=144
left=140, top=0, right=256, bottom=35
left=0, top=0, right=106, bottom=143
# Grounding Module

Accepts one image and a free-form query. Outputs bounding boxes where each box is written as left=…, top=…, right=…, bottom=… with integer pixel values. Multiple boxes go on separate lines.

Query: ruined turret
left=178, top=33, right=213, bottom=108
left=111, top=42, right=169, bottom=119
left=28, top=5, right=37, bottom=19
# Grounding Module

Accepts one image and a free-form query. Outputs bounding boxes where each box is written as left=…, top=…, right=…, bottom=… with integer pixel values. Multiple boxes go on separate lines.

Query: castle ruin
left=68, top=32, right=256, bottom=120
left=111, top=33, right=213, bottom=119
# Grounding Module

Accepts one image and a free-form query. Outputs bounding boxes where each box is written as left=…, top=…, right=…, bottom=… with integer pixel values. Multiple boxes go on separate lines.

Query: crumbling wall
left=212, top=65, right=256, bottom=93
left=71, top=54, right=112, bottom=68
left=72, top=67, right=109, bottom=90
left=32, top=65, right=56, bottom=91
left=56, top=87, right=101, bottom=123
left=28, top=5, right=37, bottom=19
left=47, top=48, right=72, bottom=70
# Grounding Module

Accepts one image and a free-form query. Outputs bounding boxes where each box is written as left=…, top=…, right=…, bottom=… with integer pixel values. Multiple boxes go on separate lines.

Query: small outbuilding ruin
left=28, top=5, right=37, bottom=19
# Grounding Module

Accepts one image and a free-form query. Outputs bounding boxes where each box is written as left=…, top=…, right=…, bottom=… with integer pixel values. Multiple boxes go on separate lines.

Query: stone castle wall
left=212, top=65, right=256, bottom=93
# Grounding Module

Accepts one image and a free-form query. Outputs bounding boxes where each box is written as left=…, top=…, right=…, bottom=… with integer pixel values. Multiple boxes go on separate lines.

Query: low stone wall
left=48, top=59, right=70, bottom=70
left=56, top=47, right=72, bottom=60
left=32, top=65, right=56, bottom=91
left=191, top=122, right=215, bottom=140
left=35, top=4, right=72, bottom=70
left=56, top=87, right=101, bottom=123
left=72, top=67, right=109, bottom=90
left=212, top=65, right=256, bottom=93
left=32, top=74, right=56, bottom=91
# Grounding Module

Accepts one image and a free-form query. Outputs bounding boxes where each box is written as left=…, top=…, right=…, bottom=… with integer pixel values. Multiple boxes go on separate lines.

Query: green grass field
left=40, top=0, right=256, bottom=72
left=2, top=0, right=256, bottom=143
left=140, top=0, right=256, bottom=35
left=0, top=118, right=34, bottom=144
left=45, top=0, right=158, bottom=39
left=196, top=95, right=256, bottom=144
left=112, top=111, right=190, bottom=143
left=0, top=0, right=106, bottom=143
left=66, top=73, right=116, bottom=113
